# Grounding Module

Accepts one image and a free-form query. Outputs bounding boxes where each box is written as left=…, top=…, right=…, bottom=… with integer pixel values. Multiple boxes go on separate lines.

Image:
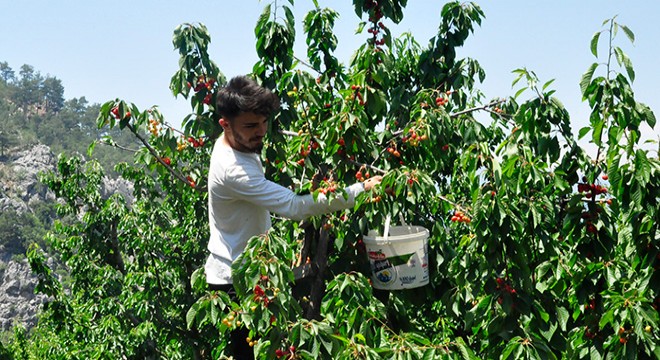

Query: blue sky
left=2, top=1, right=658, bottom=150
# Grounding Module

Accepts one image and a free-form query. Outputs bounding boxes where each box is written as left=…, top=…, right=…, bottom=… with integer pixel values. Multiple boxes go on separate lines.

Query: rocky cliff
left=0, top=143, right=132, bottom=333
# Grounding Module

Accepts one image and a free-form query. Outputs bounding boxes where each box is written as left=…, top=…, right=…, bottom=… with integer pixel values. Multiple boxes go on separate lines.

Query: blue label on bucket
left=376, top=269, right=395, bottom=284
left=372, top=259, right=396, bottom=285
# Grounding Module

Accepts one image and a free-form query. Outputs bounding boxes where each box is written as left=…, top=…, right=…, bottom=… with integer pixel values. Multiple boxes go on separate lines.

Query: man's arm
left=225, top=165, right=381, bottom=221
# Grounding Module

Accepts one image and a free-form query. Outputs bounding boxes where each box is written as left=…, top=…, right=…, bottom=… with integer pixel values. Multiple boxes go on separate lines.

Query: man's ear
left=219, top=118, right=230, bottom=129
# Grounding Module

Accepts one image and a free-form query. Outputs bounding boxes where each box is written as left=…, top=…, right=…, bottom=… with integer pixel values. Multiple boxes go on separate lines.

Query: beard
left=231, top=131, right=264, bottom=153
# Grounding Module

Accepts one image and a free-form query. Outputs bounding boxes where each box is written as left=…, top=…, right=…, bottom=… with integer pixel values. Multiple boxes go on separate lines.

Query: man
left=205, top=75, right=381, bottom=358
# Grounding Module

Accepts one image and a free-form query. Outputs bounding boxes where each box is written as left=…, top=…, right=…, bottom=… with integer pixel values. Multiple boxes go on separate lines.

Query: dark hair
left=215, top=75, right=280, bottom=120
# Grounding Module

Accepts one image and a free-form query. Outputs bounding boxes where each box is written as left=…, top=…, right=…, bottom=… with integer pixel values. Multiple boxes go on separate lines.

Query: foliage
left=4, top=2, right=659, bottom=359
left=0, top=208, right=50, bottom=255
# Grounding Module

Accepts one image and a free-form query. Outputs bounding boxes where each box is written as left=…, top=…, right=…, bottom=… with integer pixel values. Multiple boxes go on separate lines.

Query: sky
left=2, top=1, right=659, bottom=153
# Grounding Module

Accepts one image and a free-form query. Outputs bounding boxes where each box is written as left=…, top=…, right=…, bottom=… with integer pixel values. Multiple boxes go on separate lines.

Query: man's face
left=223, top=112, right=268, bottom=153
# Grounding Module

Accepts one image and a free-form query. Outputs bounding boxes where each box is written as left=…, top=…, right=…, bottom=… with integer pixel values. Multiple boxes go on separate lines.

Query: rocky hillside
left=0, top=143, right=132, bottom=333
left=0, top=144, right=55, bottom=332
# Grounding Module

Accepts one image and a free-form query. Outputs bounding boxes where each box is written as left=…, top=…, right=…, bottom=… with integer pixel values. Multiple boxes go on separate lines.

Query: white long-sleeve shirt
left=205, top=135, right=365, bottom=285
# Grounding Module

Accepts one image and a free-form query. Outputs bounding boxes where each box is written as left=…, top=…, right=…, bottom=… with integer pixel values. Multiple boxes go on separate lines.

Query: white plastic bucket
left=364, top=215, right=429, bottom=290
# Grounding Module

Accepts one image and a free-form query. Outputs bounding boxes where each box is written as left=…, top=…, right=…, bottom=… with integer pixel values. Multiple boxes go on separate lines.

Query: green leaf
left=578, top=126, right=591, bottom=140
left=210, top=301, right=219, bottom=325
left=514, top=87, right=527, bottom=100
left=589, top=346, right=602, bottom=360
left=454, top=337, right=477, bottom=360
left=619, top=24, right=635, bottom=43
left=592, top=118, right=604, bottom=146
left=590, top=31, right=601, bottom=57
left=581, top=63, right=598, bottom=96
left=634, top=149, right=651, bottom=186
left=557, top=306, right=569, bottom=331
left=87, top=141, right=97, bottom=157
left=501, top=338, right=521, bottom=360
left=186, top=304, right=198, bottom=329
left=542, top=78, right=556, bottom=91
left=642, top=104, right=656, bottom=127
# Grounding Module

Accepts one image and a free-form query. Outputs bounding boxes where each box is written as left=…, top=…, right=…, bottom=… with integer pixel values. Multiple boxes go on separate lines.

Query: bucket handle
left=382, top=213, right=408, bottom=242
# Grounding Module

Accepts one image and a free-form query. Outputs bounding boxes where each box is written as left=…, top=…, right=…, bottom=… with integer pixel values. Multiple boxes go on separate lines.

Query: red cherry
left=162, top=157, right=171, bottom=166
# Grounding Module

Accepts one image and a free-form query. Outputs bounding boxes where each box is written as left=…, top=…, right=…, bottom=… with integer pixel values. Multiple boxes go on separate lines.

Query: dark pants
left=208, top=283, right=254, bottom=360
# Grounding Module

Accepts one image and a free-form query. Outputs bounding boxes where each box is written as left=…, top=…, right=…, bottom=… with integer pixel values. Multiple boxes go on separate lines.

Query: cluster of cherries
left=148, top=118, right=160, bottom=137
left=577, top=175, right=610, bottom=234
left=450, top=210, right=470, bottom=224
left=110, top=106, right=130, bottom=120
left=365, top=1, right=386, bottom=48
left=577, top=175, right=609, bottom=198
left=317, top=178, right=338, bottom=196
left=188, top=75, right=215, bottom=105
left=420, top=90, right=451, bottom=109
left=349, top=84, right=365, bottom=106
left=495, top=277, right=517, bottom=305
left=275, top=345, right=296, bottom=358
left=176, top=135, right=205, bottom=152
left=220, top=310, right=240, bottom=329
left=187, top=136, right=204, bottom=148
left=401, top=128, right=428, bottom=148
left=296, top=141, right=319, bottom=165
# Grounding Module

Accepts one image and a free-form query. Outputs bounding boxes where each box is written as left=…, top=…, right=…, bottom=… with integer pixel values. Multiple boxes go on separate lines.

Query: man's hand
left=363, top=175, right=383, bottom=191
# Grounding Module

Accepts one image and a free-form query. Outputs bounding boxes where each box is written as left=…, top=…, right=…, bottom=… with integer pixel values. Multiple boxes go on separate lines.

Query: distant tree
left=0, top=95, right=20, bottom=156
left=0, top=61, right=15, bottom=83
left=0, top=209, right=45, bottom=256
left=13, top=64, right=42, bottom=110
left=0, top=124, right=20, bottom=157
left=42, top=77, right=64, bottom=112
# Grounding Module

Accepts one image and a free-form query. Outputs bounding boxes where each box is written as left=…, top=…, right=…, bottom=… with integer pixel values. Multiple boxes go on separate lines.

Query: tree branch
left=449, top=98, right=506, bottom=118
left=96, top=140, right=139, bottom=153
left=126, top=123, right=207, bottom=193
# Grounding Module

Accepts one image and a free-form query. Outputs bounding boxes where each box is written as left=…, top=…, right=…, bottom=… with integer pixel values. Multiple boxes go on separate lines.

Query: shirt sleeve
left=224, top=162, right=364, bottom=221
